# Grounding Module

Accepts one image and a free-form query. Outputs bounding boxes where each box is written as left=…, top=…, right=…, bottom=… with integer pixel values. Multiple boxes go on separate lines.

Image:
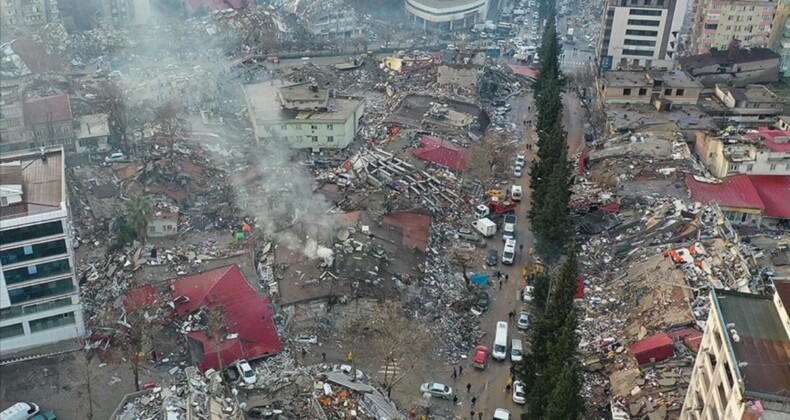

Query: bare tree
left=97, top=80, right=131, bottom=152
left=344, top=303, right=434, bottom=398
left=467, top=133, right=517, bottom=181
left=451, top=248, right=475, bottom=289
left=77, top=349, right=102, bottom=420
left=114, top=306, right=159, bottom=392
left=154, top=101, right=183, bottom=148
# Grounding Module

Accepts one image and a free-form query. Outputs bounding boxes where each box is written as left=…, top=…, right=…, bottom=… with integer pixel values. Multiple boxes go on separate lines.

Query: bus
left=492, top=321, right=509, bottom=360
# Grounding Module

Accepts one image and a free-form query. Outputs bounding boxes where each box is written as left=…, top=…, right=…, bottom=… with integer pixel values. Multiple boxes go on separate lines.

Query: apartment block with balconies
left=0, top=146, right=84, bottom=356
left=689, top=0, right=778, bottom=54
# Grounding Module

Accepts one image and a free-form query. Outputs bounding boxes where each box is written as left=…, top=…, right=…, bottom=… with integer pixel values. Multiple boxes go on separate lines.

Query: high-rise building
left=405, top=0, right=490, bottom=31
left=770, top=0, right=790, bottom=75
left=597, top=0, right=688, bottom=70
left=0, top=0, right=60, bottom=34
left=679, top=287, right=790, bottom=420
left=689, top=0, right=778, bottom=54
left=0, top=146, right=85, bottom=356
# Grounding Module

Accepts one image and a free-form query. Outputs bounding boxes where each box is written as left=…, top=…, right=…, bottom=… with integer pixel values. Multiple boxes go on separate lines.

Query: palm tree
left=125, top=194, right=152, bottom=245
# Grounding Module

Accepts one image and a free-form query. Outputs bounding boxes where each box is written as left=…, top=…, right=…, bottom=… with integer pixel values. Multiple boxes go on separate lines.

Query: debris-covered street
left=2, top=0, right=790, bottom=419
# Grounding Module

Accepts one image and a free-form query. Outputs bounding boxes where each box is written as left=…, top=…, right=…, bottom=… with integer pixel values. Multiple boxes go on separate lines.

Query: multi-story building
left=679, top=288, right=790, bottom=420
left=678, top=42, right=780, bottom=86
left=0, top=146, right=85, bottom=356
left=301, top=0, right=364, bottom=39
left=1, top=94, right=74, bottom=154
left=694, top=127, right=790, bottom=177
left=596, top=0, right=688, bottom=70
left=101, top=0, right=153, bottom=27
left=771, top=0, right=790, bottom=75
left=597, top=69, right=703, bottom=105
left=689, top=0, right=778, bottom=54
left=243, top=80, right=364, bottom=152
left=405, top=0, right=490, bottom=31
left=0, top=0, right=60, bottom=35
left=713, top=84, right=785, bottom=117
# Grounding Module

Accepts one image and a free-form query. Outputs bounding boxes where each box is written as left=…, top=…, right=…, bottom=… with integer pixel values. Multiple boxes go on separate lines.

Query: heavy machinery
left=474, top=199, right=517, bottom=219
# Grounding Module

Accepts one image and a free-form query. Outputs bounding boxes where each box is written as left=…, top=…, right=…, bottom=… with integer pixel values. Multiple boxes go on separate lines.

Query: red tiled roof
left=382, top=212, right=432, bottom=251
left=507, top=64, right=540, bottom=79
left=171, top=265, right=283, bottom=371
left=124, top=285, right=158, bottom=312
left=414, top=135, right=470, bottom=172
left=749, top=175, right=790, bottom=219
left=686, top=174, right=764, bottom=210
left=10, top=38, right=60, bottom=74
left=23, top=95, right=72, bottom=125
left=755, top=128, right=790, bottom=152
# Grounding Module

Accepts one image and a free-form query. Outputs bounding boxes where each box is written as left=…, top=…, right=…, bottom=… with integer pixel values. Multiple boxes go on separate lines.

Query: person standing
left=466, top=382, right=472, bottom=393
left=471, top=396, right=477, bottom=407
left=452, top=367, right=457, bottom=380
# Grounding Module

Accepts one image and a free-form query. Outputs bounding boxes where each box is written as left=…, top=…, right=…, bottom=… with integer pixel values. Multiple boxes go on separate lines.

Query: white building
left=0, top=146, right=85, bottom=356
left=597, top=0, right=688, bottom=70
left=680, top=287, right=790, bottom=420
left=243, top=81, right=364, bottom=152
left=74, top=114, right=111, bottom=154
left=694, top=128, right=790, bottom=178
left=405, top=0, right=490, bottom=31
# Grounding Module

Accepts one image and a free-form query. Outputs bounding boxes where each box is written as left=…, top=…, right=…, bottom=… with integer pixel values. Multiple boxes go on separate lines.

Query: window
left=704, top=24, right=719, bottom=30
left=0, top=323, right=25, bottom=339
left=280, top=124, right=287, bottom=130
left=0, top=239, right=68, bottom=265
left=0, top=221, right=64, bottom=246
left=28, top=312, right=76, bottom=333
left=638, top=88, right=647, bottom=95
left=326, top=124, right=334, bottom=131
left=626, top=29, right=658, bottom=36
left=657, top=0, right=664, bottom=5
left=23, top=297, right=72, bottom=315
left=327, top=136, right=334, bottom=143
left=723, top=361, right=734, bottom=388
left=676, top=89, right=685, bottom=96
left=310, top=124, right=318, bottom=130
left=729, top=163, right=739, bottom=171
left=628, top=19, right=661, bottom=26
left=624, top=39, right=657, bottom=46
left=622, top=49, right=655, bottom=56
left=629, top=8, right=662, bottom=15
left=786, top=163, right=790, bottom=170
left=4, top=258, right=71, bottom=285
left=623, top=88, right=632, bottom=96
left=664, top=88, right=672, bottom=95
left=770, top=164, right=777, bottom=171
left=8, top=278, right=75, bottom=305
left=747, top=164, right=754, bottom=172
left=311, top=136, right=318, bottom=142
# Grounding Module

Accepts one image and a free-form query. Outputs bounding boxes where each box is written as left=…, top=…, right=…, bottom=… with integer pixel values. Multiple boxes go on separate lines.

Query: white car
left=295, top=334, right=318, bottom=344
left=513, top=165, right=523, bottom=177
left=523, top=285, right=534, bottom=302
left=333, top=364, right=366, bottom=380
left=517, top=311, right=531, bottom=330
left=502, top=239, right=516, bottom=265
left=513, top=381, right=526, bottom=404
left=235, top=359, right=257, bottom=384
left=104, top=152, right=125, bottom=163
left=515, top=154, right=526, bottom=167
left=494, top=408, right=511, bottom=420
left=420, top=382, right=453, bottom=399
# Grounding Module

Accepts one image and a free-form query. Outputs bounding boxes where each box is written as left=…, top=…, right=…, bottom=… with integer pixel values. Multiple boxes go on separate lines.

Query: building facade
left=694, top=128, right=790, bottom=178
left=301, top=0, right=364, bottom=39
left=0, top=146, right=85, bottom=356
left=689, top=0, right=778, bottom=54
left=714, top=84, right=785, bottom=116
left=677, top=43, right=780, bottom=86
left=244, top=81, right=364, bottom=152
left=1, top=95, right=74, bottom=154
left=74, top=114, right=111, bottom=154
left=773, top=4, right=790, bottom=75
left=405, top=0, right=490, bottom=30
left=597, top=0, right=688, bottom=70
left=598, top=69, right=703, bottom=105
left=0, top=0, right=60, bottom=35
left=680, top=288, right=790, bottom=420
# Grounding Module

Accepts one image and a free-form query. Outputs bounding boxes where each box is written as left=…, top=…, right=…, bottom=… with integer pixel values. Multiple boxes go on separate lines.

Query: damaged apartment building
left=243, top=80, right=364, bottom=151
left=297, top=0, right=366, bottom=39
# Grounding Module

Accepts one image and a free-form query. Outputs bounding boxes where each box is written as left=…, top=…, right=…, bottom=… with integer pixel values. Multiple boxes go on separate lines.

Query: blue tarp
left=471, top=273, right=491, bottom=286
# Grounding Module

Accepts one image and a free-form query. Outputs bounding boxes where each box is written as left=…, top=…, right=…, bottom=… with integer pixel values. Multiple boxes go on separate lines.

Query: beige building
left=243, top=80, right=364, bottom=152
left=598, top=69, right=703, bottom=106
left=74, top=114, right=110, bottom=154
left=677, top=43, right=780, bottom=86
left=437, top=64, right=483, bottom=88
left=713, top=84, right=785, bottom=117
left=689, top=0, right=778, bottom=54
left=694, top=127, right=790, bottom=178
left=596, top=0, right=688, bottom=70
left=680, top=288, right=790, bottom=420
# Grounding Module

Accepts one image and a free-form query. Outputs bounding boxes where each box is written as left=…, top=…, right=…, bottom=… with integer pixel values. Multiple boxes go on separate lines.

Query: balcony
left=3, top=258, right=72, bottom=286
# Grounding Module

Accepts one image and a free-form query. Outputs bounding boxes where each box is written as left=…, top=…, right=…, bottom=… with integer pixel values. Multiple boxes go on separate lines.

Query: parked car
left=30, top=412, right=57, bottom=420
left=512, top=381, right=526, bottom=404
left=333, top=364, right=365, bottom=381
left=1, top=402, right=40, bottom=420
left=420, top=382, right=453, bottom=399
left=471, top=292, right=490, bottom=315
left=295, top=334, right=318, bottom=344
left=493, top=408, right=511, bottom=420
left=517, top=311, right=531, bottom=330
left=523, top=285, right=534, bottom=302
left=104, top=152, right=125, bottom=163
left=515, top=154, right=526, bottom=168
left=513, top=165, right=523, bottom=177
left=486, top=249, right=499, bottom=266
left=235, top=359, right=257, bottom=385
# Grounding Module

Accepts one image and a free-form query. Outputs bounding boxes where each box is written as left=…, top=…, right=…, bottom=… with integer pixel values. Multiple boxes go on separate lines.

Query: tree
left=344, top=303, right=434, bottom=398
left=124, top=194, right=152, bottom=246
left=97, top=80, right=130, bottom=152
left=154, top=101, right=180, bottom=147
left=450, top=248, right=475, bottom=289
left=467, top=133, right=517, bottom=181
left=531, top=273, right=551, bottom=314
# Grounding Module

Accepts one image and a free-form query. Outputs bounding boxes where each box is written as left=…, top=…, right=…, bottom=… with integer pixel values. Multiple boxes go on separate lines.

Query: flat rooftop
left=601, top=70, right=647, bottom=87
left=244, top=81, right=362, bottom=123
left=713, top=289, right=790, bottom=402
left=0, top=146, right=64, bottom=220
left=658, top=70, right=703, bottom=89
left=718, top=84, right=782, bottom=103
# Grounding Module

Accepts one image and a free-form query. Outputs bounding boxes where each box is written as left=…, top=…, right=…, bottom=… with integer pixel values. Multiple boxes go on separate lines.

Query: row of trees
left=520, top=2, right=584, bottom=419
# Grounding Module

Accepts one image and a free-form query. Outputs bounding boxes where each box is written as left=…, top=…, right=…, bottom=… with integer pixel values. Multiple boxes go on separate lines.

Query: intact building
left=243, top=80, right=364, bottom=152
left=694, top=127, right=790, bottom=178
left=0, top=146, right=85, bottom=356
left=689, top=0, right=778, bottom=54
left=0, top=0, right=60, bottom=35
left=679, top=288, right=790, bottom=420
left=677, top=42, right=780, bottom=86
left=596, top=0, right=688, bottom=70
left=405, top=0, right=490, bottom=30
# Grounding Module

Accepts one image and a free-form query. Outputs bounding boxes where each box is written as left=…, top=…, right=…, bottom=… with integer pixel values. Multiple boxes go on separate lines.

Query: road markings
left=377, top=362, right=401, bottom=378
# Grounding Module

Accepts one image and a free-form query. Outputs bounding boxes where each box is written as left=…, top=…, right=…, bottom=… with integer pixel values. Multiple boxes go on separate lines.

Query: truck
left=472, top=345, right=490, bottom=369
left=475, top=199, right=517, bottom=219
left=503, top=214, right=517, bottom=241
left=472, top=218, right=497, bottom=238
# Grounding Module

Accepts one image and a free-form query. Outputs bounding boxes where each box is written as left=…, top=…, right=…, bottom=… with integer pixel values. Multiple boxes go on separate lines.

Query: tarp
left=471, top=273, right=491, bottom=286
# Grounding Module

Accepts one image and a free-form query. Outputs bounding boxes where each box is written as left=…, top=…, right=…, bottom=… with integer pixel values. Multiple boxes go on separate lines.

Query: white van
left=492, top=321, right=509, bottom=361
left=1, top=402, right=40, bottom=420
left=502, top=239, right=516, bottom=265
left=511, top=185, right=523, bottom=201
left=511, top=338, right=524, bottom=362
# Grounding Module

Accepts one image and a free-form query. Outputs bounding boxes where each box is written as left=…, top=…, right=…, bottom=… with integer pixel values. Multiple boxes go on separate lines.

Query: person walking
left=452, top=367, right=457, bottom=380
left=458, top=365, right=463, bottom=375
left=453, top=395, right=459, bottom=405
left=478, top=413, right=483, bottom=420
left=471, top=396, right=477, bottom=407
left=505, top=274, right=509, bottom=282
left=506, top=377, right=513, bottom=393
left=321, top=352, right=327, bottom=362
left=467, top=382, right=472, bottom=393
left=470, top=411, right=475, bottom=419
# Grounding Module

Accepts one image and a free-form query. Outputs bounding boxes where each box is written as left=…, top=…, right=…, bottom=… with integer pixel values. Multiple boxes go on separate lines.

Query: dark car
left=475, top=292, right=490, bottom=313
left=486, top=249, right=499, bottom=266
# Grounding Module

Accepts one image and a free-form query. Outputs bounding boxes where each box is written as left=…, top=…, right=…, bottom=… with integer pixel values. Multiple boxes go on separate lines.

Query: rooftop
left=754, top=128, right=790, bottom=153
left=776, top=280, right=790, bottom=320
left=244, top=81, right=362, bottom=123
left=278, top=81, right=330, bottom=110
left=686, top=174, right=764, bottom=210
left=0, top=146, right=65, bottom=221
left=655, top=70, right=703, bottom=89
left=678, top=47, right=779, bottom=69
left=75, top=114, right=110, bottom=139
left=712, top=289, right=790, bottom=402
left=749, top=176, right=790, bottom=219
left=23, top=94, right=72, bottom=125
left=601, top=70, right=647, bottom=87
left=717, top=84, right=782, bottom=104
